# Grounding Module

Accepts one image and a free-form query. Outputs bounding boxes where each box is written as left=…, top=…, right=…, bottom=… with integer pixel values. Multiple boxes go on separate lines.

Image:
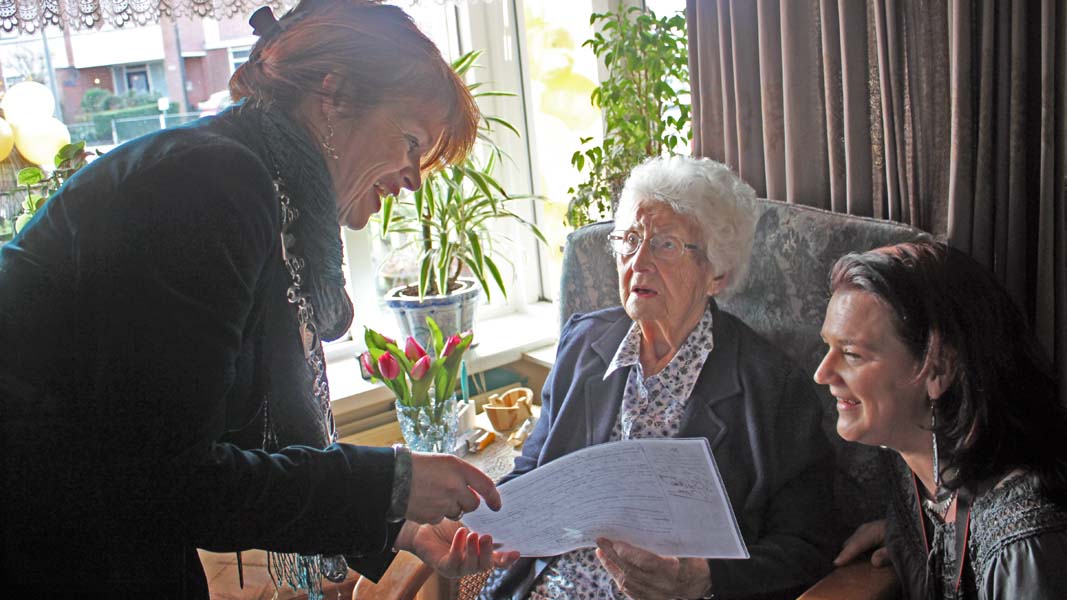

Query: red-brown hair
left=230, top=0, right=478, bottom=170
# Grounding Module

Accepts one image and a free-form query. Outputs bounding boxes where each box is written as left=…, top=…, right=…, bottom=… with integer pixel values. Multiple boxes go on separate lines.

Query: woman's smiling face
left=814, top=289, right=940, bottom=453
left=328, top=102, right=446, bottom=230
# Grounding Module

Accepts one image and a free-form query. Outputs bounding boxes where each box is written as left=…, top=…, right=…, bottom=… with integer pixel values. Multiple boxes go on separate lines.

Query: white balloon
left=0, top=117, right=14, bottom=161
left=13, top=117, right=70, bottom=166
left=1, top=81, right=56, bottom=125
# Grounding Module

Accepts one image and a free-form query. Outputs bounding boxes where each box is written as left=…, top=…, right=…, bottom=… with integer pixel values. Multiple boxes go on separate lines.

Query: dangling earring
left=931, top=400, right=941, bottom=489
left=321, top=112, right=339, bottom=160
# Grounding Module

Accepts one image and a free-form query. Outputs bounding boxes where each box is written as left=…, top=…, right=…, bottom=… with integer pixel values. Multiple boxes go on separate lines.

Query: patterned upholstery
left=558, top=198, right=931, bottom=539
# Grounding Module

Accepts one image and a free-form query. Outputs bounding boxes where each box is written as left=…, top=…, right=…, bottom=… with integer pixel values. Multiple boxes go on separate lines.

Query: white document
left=463, top=438, right=749, bottom=559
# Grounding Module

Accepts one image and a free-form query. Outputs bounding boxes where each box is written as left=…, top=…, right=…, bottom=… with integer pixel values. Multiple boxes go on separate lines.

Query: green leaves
left=567, top=5, right=690, bottom=228
left=12, top=140, right=96, bottom=235
left=17, top=167, right=44, bottom=186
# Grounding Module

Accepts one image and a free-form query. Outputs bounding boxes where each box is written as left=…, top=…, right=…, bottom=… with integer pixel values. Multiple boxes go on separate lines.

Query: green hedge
left=87, top=104, right=180, bottom=143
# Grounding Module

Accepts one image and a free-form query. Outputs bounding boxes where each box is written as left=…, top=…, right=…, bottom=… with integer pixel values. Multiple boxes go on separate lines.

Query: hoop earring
left=321, top=113, right=339, bottom=160
left=931, top=401, right=941, bottom=489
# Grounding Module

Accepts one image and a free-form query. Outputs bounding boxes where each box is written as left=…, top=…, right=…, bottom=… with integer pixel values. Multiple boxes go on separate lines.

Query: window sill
left=325, top=302, right=559, bottom=425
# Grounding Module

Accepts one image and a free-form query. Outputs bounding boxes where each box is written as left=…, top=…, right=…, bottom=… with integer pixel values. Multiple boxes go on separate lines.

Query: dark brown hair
left=830, top=241, right=1067, bottom=503
left=230, top=0, right=478, bottom=170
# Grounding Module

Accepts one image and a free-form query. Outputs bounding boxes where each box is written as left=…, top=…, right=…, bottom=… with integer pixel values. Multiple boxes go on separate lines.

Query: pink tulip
left=359, top=352, right=377, bottom=376
left=441, top=334, right=462, bottom=358
left=404, top=336, right=427, bottom=361
left=410, top=355, right=432, bottom=380
left=377, top=353, right=400, bottom=380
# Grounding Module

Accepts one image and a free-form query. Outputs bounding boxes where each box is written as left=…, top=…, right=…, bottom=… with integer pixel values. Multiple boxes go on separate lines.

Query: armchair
left=355, top=198, right=928, bottom=599
left=560, top=198, right=929, bottom=599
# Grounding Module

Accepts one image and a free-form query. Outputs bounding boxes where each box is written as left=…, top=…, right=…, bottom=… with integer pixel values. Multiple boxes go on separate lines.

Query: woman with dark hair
left=815, top=240, right=1067, bottom=598
left=0, top=1, right=516, bottom=596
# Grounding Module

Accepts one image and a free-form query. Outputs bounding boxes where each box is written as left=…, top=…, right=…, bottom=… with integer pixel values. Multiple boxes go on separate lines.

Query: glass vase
left=396, top=393, right=458, bottom=454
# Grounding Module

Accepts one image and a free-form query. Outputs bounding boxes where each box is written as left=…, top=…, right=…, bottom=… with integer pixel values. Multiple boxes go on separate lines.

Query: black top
left=0, top=107, right=398, bottom=596
left=885, top=457, right=1067, bottom=599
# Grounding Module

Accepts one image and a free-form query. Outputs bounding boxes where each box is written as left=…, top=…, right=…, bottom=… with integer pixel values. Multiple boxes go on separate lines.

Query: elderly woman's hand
left=395, top=520, right=520, bottom=579
left=833, top=519, right=889, bottom=567
left=596, top=538, right=712, bottom=600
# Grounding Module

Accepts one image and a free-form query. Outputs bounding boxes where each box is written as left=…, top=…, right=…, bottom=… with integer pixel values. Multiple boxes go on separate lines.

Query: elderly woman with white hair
left=480, top=155, right=836, bottom=599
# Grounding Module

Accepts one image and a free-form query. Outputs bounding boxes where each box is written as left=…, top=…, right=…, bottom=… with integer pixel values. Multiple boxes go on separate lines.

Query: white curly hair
left=615, top=155, right=758, bottom=294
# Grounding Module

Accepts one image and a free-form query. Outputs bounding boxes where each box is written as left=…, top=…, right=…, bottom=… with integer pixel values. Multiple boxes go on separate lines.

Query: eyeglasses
left=608, top=230, right=702, bottom=261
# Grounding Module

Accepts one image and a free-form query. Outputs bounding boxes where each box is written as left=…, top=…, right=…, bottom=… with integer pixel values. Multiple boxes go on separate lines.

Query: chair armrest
left=352, top=551, right=433, bottom=600
left=797, top=561, right=898, bottom=600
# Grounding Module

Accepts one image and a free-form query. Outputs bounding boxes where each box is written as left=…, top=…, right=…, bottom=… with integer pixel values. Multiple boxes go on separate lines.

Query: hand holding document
left=462, top=438, right=749, bottom=559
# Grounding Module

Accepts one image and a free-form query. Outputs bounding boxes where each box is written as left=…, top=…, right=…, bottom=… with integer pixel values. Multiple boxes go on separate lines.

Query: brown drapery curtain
left=687, top=0, right=1067, bottom=404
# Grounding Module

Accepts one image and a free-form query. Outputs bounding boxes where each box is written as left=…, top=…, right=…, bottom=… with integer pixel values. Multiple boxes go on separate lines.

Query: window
left=0, top=1, right=574, bottom=377
left=229, top=46, right=251, bottom=74
left=124, top=64, right=150, bottom=93
left=645, top=0, right=686, bottom=15
left=520, top=0, right=604, bottom=302
left=336, top=0, right=551, bottom=356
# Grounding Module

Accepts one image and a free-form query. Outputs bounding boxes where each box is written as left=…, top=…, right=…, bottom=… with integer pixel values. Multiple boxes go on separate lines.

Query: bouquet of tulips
left=360, top=317, right=473, bottom=431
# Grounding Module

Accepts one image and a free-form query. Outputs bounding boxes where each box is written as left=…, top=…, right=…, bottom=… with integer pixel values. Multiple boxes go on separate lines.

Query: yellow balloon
left=13, top=117, right=70, bottom=166
left=0, top=118, right=14, bottom=161
left=1, top=81, right=55, bottom=125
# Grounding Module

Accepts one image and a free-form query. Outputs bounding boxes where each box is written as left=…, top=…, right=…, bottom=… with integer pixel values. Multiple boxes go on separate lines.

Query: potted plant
left=361, top=316, right=473, bottom=453
left=11, top=141, right=95, bottom=234
left=377, top=50, right=545, bottom=345
left=566, top=5, right=690, bottom=227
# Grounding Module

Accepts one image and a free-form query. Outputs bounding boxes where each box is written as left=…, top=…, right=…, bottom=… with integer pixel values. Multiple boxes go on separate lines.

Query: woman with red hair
left=0, top=1, right=516, bottom=596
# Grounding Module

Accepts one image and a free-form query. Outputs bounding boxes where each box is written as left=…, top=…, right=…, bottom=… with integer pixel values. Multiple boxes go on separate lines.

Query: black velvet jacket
left=0, top=108, right=398, bottom=597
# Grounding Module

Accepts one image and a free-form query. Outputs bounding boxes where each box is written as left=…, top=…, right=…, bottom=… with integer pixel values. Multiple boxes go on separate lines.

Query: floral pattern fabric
left=529, top=306, right=715, bottom=599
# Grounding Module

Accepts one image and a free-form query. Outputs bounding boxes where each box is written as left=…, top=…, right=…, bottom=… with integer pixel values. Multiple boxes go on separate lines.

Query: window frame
left=228, top=46, right=251, bottom=74
left=330, top=0, right=551, bottom=363
left=123, top=63, right=151, bottom=93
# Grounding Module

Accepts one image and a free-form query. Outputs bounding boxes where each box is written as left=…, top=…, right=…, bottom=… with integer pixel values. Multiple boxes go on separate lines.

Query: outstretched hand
left=396, top=520, right=520, bottom=579
left=596, top=538, right=712, bottom=600
left=833, top=519, right=890, bottom=567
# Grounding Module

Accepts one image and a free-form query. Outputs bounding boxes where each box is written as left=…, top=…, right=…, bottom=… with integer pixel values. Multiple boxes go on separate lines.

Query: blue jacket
left=488, top=304, right=835, bottom=599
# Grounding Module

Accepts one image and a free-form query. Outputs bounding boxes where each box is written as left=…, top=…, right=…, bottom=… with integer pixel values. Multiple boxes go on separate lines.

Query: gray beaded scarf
left=256, top=104, right=353, bottom=342
left=238, top=103, right=354, bottom=599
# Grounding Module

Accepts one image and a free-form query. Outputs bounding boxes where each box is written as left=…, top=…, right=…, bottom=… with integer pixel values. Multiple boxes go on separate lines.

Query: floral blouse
left=528, top=306, right=716, bottom=599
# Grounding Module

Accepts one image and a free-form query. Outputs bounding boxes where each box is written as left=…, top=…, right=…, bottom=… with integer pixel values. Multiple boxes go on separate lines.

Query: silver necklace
left=269, top=175, right=348, bottom=587
left=923, top=489, right=957, bottom=522
left=275, top=175, right=338, bottom=447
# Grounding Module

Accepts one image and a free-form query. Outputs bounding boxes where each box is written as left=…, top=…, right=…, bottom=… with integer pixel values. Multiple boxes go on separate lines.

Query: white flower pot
left=383, top=277, right=480, bottom=349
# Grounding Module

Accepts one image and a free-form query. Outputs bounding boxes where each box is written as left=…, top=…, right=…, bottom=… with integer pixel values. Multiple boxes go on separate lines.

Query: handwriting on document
left=463, top=438, right=748, bottom=559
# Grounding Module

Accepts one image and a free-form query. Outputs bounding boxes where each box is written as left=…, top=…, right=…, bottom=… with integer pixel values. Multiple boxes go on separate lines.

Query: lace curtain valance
left=0, top=0, right=290, bottom=33
left=0, top=0, right=493, bottom=34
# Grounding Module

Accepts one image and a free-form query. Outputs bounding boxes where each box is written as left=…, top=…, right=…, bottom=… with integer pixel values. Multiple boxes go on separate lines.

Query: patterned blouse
left=528, top=306, right=716, bottom=599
